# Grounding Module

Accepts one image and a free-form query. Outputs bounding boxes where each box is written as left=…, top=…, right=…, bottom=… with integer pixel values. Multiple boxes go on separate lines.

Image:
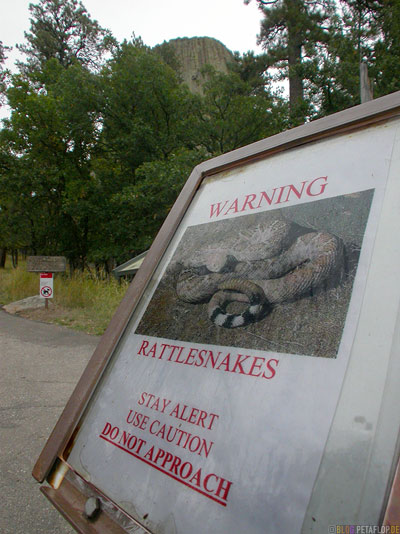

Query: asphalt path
left=0, top=310, right=100, bottom=534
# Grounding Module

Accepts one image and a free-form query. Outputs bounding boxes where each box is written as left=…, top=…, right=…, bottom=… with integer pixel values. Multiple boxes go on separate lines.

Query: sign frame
left=33, top=92, right=400, bottom=533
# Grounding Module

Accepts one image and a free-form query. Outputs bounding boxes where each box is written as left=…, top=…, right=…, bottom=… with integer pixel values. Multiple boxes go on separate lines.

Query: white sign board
left=63, top=120, right=400, bottom=533
left=40, top=272, right=53, bottom=298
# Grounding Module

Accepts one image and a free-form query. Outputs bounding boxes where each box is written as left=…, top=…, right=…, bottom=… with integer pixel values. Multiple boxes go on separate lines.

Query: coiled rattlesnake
left=175, top=215, right=344, bottom=328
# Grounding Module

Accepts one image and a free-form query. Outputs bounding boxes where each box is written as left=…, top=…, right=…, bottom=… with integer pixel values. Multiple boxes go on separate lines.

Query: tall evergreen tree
left=17, top=0, right=115, bottom=72
left=0, top=42, right=11, bottom=106
left=311, top=0, right=394, bottom=115
left=371, top=0, right=400, bottom=97
left=246, top=0, right=335, bottom=124
left=0, top=0, right=113, bottom=268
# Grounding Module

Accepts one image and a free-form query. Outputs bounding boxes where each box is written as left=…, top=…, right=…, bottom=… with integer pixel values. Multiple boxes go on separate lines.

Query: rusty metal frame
left=33, top=91, right=400, bottom=532
left=40, top=478, right=127, bottom=534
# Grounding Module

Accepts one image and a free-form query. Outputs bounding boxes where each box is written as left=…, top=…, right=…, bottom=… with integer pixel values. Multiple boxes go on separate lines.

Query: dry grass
left=0, top=263, right=38, bottom=303
left=0, top=259, right=129, bottom=335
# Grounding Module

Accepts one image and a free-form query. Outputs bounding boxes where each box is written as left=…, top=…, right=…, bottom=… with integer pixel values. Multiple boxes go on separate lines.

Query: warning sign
left=33, top=93, right=400, bottom=534
left=40, top=273, right=53, bottom=299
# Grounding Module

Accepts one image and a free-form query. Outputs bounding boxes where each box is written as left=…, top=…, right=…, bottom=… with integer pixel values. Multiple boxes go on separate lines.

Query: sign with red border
left=33, top=93, right=400, bottom=534
left=40, top=272, right=53, bottom=299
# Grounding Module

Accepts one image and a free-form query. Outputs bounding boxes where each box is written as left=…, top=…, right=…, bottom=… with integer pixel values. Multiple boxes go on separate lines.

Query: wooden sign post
left=33, top=94, right=400, bottom=533
left=27, top=256, right=66, bottom=309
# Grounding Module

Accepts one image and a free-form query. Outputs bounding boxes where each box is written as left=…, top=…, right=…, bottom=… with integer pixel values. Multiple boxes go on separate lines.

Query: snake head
left=218, top=254, right=239, bottom=273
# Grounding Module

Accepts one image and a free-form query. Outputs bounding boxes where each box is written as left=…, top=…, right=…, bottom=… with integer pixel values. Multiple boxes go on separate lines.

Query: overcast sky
left=1, top=0, right=264, bottom=69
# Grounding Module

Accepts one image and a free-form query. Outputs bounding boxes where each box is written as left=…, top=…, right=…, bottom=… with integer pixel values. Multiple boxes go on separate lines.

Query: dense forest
left=1, top=0, right=399, bottom=272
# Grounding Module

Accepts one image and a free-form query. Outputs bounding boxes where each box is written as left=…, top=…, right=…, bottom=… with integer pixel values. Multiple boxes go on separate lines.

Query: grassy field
left=0, top=259, right=130, bottom=335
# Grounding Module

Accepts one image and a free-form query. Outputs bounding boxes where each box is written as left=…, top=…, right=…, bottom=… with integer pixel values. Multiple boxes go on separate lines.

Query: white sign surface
left=39, top=272, right=53, bottom=298
left=67, top=122, right=399, bottom=533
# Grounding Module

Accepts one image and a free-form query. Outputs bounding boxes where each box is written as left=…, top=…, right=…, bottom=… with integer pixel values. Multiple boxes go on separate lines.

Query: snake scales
left=175, top=215, right=345, bottom=328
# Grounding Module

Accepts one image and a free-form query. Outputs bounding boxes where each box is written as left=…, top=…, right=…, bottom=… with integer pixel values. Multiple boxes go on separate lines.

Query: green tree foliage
left=246, top=0, right=335, bottom=124
left=196, top=65, right=287, bottom=154
left=307, top=0, right=400, bottom=115
left=0, top=0, right=113, bottom=268
left=1, top=59, right=103, bottom=268
left=94, top=149, right=206, bottom=262
left=371, top=0, right=400, bottom=97
left=84, top=40, right=204, bottom=264
left=2, top=0, right=400, bottom=272
left=231, top=51, right=274, bottom=96
left=244, top=0, right=400, bottom=120
left=0, top=131, right=32, bottom=262
left=99, top=40, right=198, bottom=178
left=17, top=0, right=115, bottom=72
left=310, top=0, right=380, bottom=115
left=0, top=42, right=11, bottom=106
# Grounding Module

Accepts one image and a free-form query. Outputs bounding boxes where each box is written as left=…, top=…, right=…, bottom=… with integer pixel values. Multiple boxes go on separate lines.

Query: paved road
left=0, top=310, right=100, bottom=534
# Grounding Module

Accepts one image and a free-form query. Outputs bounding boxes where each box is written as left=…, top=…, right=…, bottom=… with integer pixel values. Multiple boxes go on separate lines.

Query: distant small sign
left=40, top=273, right=53, bottom=299
left=27, top=256, right=66, bottom=273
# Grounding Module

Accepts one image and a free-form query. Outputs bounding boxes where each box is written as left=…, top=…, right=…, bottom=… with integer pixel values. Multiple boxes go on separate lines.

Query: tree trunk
left=286, top=0, right=306, bottom=125
left=0, top=248, right=6, bottom=268
left=288, top=36, right=304, bottom=125
left=11, top=249, right=18, bottom=268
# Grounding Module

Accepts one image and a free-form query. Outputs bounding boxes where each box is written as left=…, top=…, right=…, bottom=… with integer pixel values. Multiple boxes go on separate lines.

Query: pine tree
left=246, top=0, right=335, bottom=124
left=0, top=42, right=11, bottom=106
left=17, top=0, right=115, bottom=72
left=370, top=0, right=400, bottom=97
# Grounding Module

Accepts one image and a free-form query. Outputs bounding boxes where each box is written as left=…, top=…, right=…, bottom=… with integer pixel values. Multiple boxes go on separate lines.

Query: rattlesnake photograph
left=136, top=190, right=374, bottom=358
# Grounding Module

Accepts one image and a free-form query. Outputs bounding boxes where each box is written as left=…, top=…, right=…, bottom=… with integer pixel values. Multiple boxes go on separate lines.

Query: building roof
left=112, top=250, right=148, bottom=278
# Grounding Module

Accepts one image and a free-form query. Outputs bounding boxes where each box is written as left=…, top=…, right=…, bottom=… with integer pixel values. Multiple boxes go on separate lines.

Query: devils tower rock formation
left=157, top=37, right=234, bottom=93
